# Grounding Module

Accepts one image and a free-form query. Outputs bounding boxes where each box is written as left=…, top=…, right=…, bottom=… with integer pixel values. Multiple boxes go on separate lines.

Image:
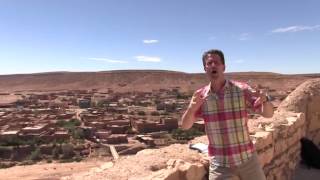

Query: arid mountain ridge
left=0, top=70, right=319, bottom=93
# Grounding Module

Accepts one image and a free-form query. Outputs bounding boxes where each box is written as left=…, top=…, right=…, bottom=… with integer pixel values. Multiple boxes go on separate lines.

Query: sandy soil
left=0, top=95, right=22, bottom=104
left=0, top=158, right=110, bottom=180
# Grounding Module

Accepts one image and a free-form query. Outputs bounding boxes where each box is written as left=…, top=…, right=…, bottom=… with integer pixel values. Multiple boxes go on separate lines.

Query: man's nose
left=210, top=62, right=217, bottom=67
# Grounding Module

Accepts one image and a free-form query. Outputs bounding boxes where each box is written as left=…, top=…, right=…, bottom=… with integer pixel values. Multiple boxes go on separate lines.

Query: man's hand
left=188, top=89, right=208, bottom=112
left=181, top=89, right=208, bottom=130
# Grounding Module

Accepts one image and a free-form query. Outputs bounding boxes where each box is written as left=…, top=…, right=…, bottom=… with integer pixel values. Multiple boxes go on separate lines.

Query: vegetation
left=56, top=119, right=81, bottom=129
left=176, top=93, right=189, bottom=99
left=0, top=162, right=16, bottom=169
left=171, top=128, right=204, bottom=140
left=29, top=147, right=42, bottom=161
left=72, top=128, right=85, bottom=140
left=0, top=136, right=43, bottom=147
left=52, top=146, right=60, bottom=159
left=137, top=111, right=146, bottom=116
left=61, top=143, right=74, bottom=159
left=74, top=153, right=83, bottom=162
left=56, top=119, right=85, bottom=140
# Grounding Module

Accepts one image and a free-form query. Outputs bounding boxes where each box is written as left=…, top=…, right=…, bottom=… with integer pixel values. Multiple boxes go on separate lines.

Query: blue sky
left=0, top=0, right=319, bottom=75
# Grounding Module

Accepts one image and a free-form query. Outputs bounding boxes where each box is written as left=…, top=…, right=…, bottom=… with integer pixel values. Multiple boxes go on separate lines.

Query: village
left=0, top=81, right=290, bottom=169
left=0, top=87, right=207, bottom=167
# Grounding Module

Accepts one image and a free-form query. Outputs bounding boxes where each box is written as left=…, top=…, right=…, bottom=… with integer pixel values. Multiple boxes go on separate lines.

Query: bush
left=30, top=148, right=42, bottom=161
left=59, top=158, right=75, bottom=163
left=72, top=128, right=85, bottom=139
left=0, top=137, right=23, bottom=146
left=52, top=146, right=60, bottom=159
left=19, top=160, right=36, bottom=166
left=74, top=153, right=83, bottom=162
left=137, top=111, right=146, bottom=116
left=177, top=93, right=189, bottom=99
left=61, top=144, right=74, bottom=159
left=70, top=119, right=81, bottom=126
left=57, top=119, right=81, bottom=129
left=171, top=128, right=204, bottom=140
left=0, top=162, right=16, bottom=169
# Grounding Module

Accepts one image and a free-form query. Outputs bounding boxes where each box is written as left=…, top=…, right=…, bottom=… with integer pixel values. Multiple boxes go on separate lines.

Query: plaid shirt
left=195, top=80, right=260, bottom=167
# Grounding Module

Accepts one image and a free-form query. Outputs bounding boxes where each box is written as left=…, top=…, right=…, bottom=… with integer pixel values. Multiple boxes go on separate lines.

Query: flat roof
left=0, top=130, right=19, bottom=135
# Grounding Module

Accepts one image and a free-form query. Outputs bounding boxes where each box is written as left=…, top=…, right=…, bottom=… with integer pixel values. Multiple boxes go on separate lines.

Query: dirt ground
left=1, top=148, right=320, bottom=179
left=0, top=158, right=110, bottom=180
left=293, top=163, right=320, bottom=180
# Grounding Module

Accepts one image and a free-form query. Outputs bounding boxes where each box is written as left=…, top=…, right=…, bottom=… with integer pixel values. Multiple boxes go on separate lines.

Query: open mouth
left=211, top=70, right=217, bottom=74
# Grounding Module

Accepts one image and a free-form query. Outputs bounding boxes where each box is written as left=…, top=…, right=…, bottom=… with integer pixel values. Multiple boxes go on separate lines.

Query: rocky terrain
left=0, top=70, right=318, bottom=93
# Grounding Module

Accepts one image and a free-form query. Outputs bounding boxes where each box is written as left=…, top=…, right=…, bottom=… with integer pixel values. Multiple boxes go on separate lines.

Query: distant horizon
left=0, top=69, right=319, bottom=76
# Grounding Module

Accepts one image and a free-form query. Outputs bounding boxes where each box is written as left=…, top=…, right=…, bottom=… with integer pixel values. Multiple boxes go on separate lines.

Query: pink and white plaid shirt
left=196, top=80, right=260, bottom=167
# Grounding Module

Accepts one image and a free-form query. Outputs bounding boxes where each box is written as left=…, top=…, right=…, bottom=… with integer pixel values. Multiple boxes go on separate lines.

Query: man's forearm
left=181, top=108, right=197, bottom=130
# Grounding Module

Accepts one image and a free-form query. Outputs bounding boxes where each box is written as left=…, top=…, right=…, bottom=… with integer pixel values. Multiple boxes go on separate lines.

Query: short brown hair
left=202, top=49, right=225, bottom=66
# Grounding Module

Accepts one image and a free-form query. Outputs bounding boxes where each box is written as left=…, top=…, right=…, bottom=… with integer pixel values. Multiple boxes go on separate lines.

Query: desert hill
left=0, top=70, right=318, bottom=93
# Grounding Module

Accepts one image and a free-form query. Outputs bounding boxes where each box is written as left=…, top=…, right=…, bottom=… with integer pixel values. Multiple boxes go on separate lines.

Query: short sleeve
left=194, top=104, right=203, bottom=119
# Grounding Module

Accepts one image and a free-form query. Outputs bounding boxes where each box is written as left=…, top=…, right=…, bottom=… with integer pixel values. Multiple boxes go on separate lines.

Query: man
left=181, top=49, right=273, bottom=180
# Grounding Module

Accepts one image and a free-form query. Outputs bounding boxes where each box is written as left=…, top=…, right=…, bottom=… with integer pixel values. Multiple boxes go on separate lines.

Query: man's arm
left=181, top=90, right=206, bottom=130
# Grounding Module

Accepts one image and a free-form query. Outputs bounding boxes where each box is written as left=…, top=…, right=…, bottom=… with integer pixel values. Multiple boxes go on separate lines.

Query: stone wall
left=279, top=78, right=320, bottom=144
left=253, top=112, right=305, bottom=180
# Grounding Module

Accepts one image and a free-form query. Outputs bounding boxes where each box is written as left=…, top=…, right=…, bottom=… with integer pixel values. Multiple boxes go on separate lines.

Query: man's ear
left=223, top=65, right=226, bottom=72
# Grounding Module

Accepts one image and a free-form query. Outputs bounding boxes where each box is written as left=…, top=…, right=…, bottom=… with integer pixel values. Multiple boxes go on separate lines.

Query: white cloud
left=239, top=33, right=250, bottom=41
left=271, top=25, right=320, bottom=33
left=88, top=58, right=128, bottom=63
left=143, top=39, right=159, bottom=44
left=135, top=56, right=161, bottom=62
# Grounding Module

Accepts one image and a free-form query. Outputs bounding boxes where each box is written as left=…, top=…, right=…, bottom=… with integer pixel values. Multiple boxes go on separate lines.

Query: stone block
left=146, top=168, right=180, bottom=180
left=266, top=174, right=275, bottom=180
left=287, top=128, right=302, bottom=147
left=274, top=139, right=288, bottom=157
left=294, top=113, right=305, bottom=128
left=184, top=163, right=206, bottom=180
left=308, top=112, right=320, bottom=132
left=277, top=124, right=289, bottom=138
left=312, top=130, right=320, bottom=144
left=273, top=165, right=286, bottom=180
left=287, top=143, right=300, bottom=156
left=258, top=146, right=274, bottom=167
left=161, top=159, right=207, bottom=180
left=252, top=131, right=273, bottom=151
left=273, top=153, right=288, bottom=167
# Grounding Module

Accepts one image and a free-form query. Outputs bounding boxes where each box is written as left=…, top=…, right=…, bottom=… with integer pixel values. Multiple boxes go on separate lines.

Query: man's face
left=204, top=54, right=225, bottom=79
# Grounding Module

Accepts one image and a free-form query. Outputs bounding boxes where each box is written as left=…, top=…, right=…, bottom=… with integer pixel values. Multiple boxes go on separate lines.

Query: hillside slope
left=0, top=70, right=316, bottom=93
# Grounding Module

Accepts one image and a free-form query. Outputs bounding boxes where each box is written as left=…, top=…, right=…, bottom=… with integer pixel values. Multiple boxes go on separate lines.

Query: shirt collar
left=204, top=79, right=231, bottom=95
